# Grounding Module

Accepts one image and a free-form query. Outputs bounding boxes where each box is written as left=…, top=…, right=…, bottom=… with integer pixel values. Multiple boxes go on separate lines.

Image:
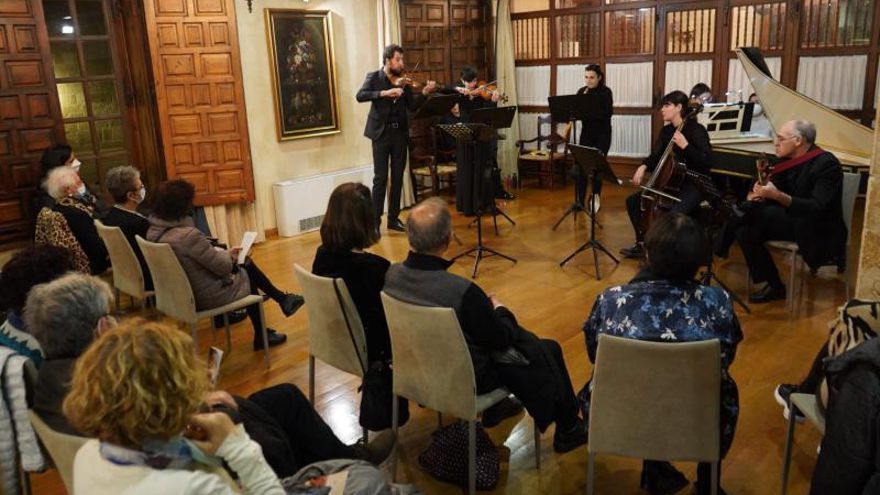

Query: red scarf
left=768, top=147, right=824, bottom=179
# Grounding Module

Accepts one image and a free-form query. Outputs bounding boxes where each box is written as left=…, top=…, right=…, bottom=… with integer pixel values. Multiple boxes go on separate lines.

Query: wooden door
left=449, top=0, right=488, bottom=81
left=142, top=0, right=255, bottom=206
left=0, top=0, right=63, bottom=242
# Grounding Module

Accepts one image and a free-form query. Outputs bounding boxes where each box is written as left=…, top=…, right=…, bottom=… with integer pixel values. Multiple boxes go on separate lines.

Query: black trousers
left=242, top=260, right=286, bottom=339
left=244, top=384, right=354, bottom=476
left=625, top=181, right=704, bottom=242
left=732, top=202, right=796, bottom=288
left=642, top=460, right=722, bottom=494
left=371, top=126, right=408, bottom=223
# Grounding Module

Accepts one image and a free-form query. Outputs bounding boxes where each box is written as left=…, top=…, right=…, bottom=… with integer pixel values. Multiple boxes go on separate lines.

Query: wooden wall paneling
left=0, top=0, right=63, bottom=241
left=403, top=0, right=450, bottom=85
left=142, top=0, right=255, bottom=206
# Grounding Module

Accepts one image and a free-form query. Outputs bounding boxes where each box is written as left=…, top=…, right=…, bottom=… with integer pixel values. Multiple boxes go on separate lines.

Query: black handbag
left=417, top=420, right=500, bottom=490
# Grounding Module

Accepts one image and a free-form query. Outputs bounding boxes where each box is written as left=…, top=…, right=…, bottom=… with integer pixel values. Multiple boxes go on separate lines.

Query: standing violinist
left=357, top=44, right=437, bottom=232
left=620, top=90, right=713, bottom=259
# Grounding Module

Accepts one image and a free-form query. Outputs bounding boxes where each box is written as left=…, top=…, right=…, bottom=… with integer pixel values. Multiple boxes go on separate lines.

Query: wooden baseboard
left=264, top=228, right=278, bottom=239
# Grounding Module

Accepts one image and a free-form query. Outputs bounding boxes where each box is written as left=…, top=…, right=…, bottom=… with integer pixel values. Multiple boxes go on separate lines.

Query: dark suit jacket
left=102, top=206, right=153, bottom=290
left=356, top=69, right=424, bottom=140
left=774, top=149, right=846, bottom=268
left=575, top=85, right=613, bottom=154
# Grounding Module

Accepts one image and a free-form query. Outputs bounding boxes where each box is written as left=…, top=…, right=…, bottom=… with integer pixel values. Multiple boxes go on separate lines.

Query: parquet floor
left=31, top=183, right=858, bottom=494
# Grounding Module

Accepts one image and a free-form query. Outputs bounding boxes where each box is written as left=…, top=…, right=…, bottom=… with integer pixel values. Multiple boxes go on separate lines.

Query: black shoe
left=749, top=283, right=786, bottom=303
left=553, top=418, right=587, bottom=453
left=481, top=397, right=524, bottom=428
left=496, top=190, right=516, bottom=200
left=253, top=329, right=287, bottom=350
left=350, top=430, right=396, bottom=465
left=279, top=293, right=305, bottom=317
left=640, top=461, right=689, bottom=495
left=774, top=383, right=805, bottom=423
left=387, top=219, right=405, bottom=232
left=619, top=242, right=645, bottom=259
left=213, top=309, right=247, bottom=328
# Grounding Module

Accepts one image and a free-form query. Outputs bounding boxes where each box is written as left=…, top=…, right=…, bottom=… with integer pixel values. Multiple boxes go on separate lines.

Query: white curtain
left=797, top=55, right=866, bottom=110
left=376, top=0, right=415, bottom=209
left=495, top=0, right=521, bottom=179
left=664, top=59, right=713, bottom=96
left=727, top=56, right=781, bottom=101
left=515, top=66, right=551, bottom=106
left=606, top=62, right=653, bottom=107
left=557, top=63, right=597, bottom=96
left=204, top=202, right=265, bottom=246
left=609, top=114, right=652, bottom=158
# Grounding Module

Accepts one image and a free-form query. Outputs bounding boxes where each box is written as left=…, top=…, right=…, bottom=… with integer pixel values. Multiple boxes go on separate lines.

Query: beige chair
left=587, top=334, right=721, bottom=495
left=27, top=411, right=88, bottom=493
left=135, top=236, right=271, bottom=368
left=381, top=292, right=540, bottom=495
left=293, top=264, right=369, bottom=440
left=94, top=220, right=154, bottom=311
left=780, top=393, right=826, bottom=495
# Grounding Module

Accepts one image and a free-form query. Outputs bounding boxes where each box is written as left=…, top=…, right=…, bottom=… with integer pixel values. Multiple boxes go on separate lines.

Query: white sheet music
left=237, top=231, right=257, bottom=265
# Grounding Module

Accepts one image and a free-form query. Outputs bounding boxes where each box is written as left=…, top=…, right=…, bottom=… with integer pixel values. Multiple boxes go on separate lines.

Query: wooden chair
left=381, top=292, right=540, bottom=495
left=27, top=411, right=88, bottom=493
left=587, top=334, right=721, bottom=495
left=135, top=236, right=272, bottom=369
left=515, top=115, right=571, bottom=189
left=409, top=118, right=456, bottom=199
left=94, top=220, right=154, bottom=312
left=780, top=393, right=825, bottom=495
left=293, top=264, right=370, bottom=441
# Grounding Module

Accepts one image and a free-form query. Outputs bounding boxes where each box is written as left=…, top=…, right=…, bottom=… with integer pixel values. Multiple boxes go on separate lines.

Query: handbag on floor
left=358, top=360, right=409, bottom=431
left=417, top=420, right=500, bottom=490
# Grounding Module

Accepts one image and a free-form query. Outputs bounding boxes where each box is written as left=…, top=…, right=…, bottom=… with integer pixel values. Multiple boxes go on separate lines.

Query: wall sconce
left=245, top=0, right=307, bottom=13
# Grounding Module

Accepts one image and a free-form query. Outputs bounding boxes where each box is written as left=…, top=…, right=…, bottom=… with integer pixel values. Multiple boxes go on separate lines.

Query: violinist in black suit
left=356, top=44, right=437, bottom=232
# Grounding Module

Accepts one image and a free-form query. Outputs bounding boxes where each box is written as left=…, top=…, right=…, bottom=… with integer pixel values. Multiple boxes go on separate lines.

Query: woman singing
left=575, top=64, right=613, bottom=212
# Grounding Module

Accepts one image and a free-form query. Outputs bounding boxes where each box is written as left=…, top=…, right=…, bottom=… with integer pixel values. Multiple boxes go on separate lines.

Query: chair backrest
left=94, top=220, right=147, bottom=298
left=841, top=172, right=860, bottom=245
left=293, top=264, right=367, bottom=377
left=536, top=114, right=569, bottom=152
left=589, top=334, right=721, bottom=462
left=380, top=292, right=480, bottom=421
left=135, top=236, right=197, bottom=322
left=27, top=411, right=87, bottom=492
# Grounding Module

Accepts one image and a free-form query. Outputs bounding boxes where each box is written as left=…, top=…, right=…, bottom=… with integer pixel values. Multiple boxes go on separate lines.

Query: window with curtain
left=513, top=16, right=550, bottom=59
left=666, top=8, right=716, bottom=54
left=605, top=8, right=655, bottom=56
left=730, top=3, right=786, bottom=51
left=556, top=12, right=600, bottom=58
left=800, top=0, right=874, bottom=48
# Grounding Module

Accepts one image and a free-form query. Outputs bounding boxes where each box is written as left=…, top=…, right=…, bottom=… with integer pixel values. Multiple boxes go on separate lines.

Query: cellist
left=620, top=90, right=713, bottom=259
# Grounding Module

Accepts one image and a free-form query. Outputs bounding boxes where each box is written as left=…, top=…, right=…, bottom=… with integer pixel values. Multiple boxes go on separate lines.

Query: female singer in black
left=575, top=64, right=613, bottom=212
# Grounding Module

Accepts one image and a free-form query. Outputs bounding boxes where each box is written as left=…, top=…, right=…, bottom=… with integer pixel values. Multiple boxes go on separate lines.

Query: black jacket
left=773, top=149, right=846, bottom=268
left=102, top=206, right=153, bottom=290
left=811, top=338, right=880, bottom=495
left=356, top=69, right=424, bottom=140
left=643, top=119, right=713, bottom=175
left=312, top=246, right=392, bottom=362
left=576, top=85, right=613, bottom=154
left=54, top=199, right=109, bottom=274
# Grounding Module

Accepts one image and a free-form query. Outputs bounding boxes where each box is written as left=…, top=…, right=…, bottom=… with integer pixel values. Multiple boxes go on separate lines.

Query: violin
left=756, top=153, right=771, bottom=185
left=464, top=80, right=509, bottom=103
left=389, top=73, right=422, bottom=88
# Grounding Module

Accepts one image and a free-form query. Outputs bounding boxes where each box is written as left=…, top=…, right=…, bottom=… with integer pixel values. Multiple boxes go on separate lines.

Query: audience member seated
left=810, top=337, right=880, bottom=494
left=715, top=119, right=846, bottom=303
left=26, top=274, right=395, bottom=478
left=63, top=320, right=285, bottom=495
left=580, top=213, right=743, bottom=495
left=36, top=144, right=103, bottom=214
left=38, top=166, right=109, bottom=274
left=312, top=183, right=392, bottom=363
left=101, top=165, right=153, bottom=290
left=0, top=245, right=72, bottom=366
left=383, top=197, right=587, bottom=448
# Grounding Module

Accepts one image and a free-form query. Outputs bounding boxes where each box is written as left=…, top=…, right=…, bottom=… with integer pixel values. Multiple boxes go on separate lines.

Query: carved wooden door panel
left=449, top=0, right=488, bottom=81
left=0, top=0, right=63, bottom=241
left=143, top=0, right=254, bottom=206
left=402, top=0, right=450, bottom=85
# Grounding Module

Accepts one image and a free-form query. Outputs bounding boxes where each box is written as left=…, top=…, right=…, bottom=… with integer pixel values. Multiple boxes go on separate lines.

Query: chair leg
left=468, top=420, right=477, bottom=495
left=534, top=418, right=541, bottom=470
left=710, top=461, right=718, bottom=495
left=223, top=313, right=231, bottom=352
left=781, top=398, right=798, bottom=495
left=308, top=355, right=316, bottom=404
left=787, top=251, right=797, bottom=316
left=391, top=394, right=400, bottom=482
left=258, top=303, right=271, bottom=369
left=586, top=451, right=595, bottom=495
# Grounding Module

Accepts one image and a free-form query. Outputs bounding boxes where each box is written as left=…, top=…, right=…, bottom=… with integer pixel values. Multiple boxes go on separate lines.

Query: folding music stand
left=440, top=116, right=517, bottom=279
left=468, top=106, right=517, bottom=231
left=559, top=144, right=621, bottom=279
left=411, top=94, right=459, bottom=121
left=548, top=94, right=604, bottom=230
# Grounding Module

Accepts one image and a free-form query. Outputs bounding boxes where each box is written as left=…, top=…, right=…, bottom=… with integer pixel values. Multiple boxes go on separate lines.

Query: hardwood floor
left=30, top=183, right=857, bottom=494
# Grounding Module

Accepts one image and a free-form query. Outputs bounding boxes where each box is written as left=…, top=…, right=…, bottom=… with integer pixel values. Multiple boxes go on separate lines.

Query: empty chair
left=135, top=236, right=271, bottom=368
left=587, top=334, right=721, bottom=495
left=780, top=393, right=825, bottom=495
left=381, top=292, right=540, bottom=495
left=94, top=220, right=154, bottom=310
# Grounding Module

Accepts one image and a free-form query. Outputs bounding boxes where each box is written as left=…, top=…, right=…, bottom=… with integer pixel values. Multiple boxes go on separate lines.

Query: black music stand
left=548, top=94, right=604, bottom=230
left=440, top=119, right=517, bottom=279
left=412, top=94, right=459, bottom=121
left=559, top=144, right=621, bottom=279
left=467, top=106, right=518, bottom=232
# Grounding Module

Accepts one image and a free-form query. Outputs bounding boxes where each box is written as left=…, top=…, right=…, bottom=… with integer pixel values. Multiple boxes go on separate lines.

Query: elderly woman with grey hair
left=26, top=272, right=115, bottom=434
left=102, top=166, right=152, bottom=290
left=36, top=166, right=109, bottom=274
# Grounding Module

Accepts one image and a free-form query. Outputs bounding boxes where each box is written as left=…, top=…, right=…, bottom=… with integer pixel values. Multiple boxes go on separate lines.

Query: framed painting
left=265, top=9, right=340, bottom=141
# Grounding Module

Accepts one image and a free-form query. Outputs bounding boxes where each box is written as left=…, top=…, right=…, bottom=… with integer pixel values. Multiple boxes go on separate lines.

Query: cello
left=639, top=101, right=703, bottom=232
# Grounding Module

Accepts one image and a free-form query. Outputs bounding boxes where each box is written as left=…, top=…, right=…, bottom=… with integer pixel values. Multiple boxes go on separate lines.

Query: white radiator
left=273, top=165, right=374, bottom=237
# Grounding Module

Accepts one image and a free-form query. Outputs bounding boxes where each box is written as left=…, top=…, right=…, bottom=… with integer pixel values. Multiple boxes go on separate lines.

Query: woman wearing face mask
left=748, top=93, right=773, bottom=137
left=36, top=144, right=104, bottom=214
left=102, top=166, right=153, bottom=290
left=575, top=64, right=613, bottom=213
left=39, top=165, right=110, bottom=274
